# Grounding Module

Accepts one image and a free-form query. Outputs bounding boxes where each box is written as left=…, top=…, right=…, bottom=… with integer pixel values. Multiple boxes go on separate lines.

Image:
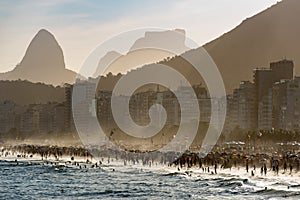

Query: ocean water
left=1, top=160, right=300, bottom=200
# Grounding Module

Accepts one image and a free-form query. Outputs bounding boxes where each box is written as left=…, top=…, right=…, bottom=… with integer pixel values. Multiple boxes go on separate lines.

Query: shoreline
left=2, top=146, right=300, bottom=193
left=2, top=152, right=300, bottom=192
left=1, top=147, right=300, bottom=176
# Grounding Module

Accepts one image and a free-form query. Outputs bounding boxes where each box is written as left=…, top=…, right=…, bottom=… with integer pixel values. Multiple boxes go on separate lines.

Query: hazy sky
left=0, top=0, right=280, bottom=73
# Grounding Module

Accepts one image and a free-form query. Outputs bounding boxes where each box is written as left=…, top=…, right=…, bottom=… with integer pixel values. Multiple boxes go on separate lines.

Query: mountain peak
left=130, top=29, right=188, bottom=52
left=37, top=28, right=53, bottom=35
left=0, top=29, right=76, bottom=85
left=18, top=29, right=65, bottom=70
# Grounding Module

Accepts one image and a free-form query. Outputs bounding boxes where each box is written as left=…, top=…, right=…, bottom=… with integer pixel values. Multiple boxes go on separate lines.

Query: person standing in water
left=214, top=163, right=217, bottom=174
left=263, top=164, right=267, bottom=176
left=246, top=160, right=249, bottom=173
left=289, top=164, right=293, bottom=174
left=284, top=161, right=287, bottom=173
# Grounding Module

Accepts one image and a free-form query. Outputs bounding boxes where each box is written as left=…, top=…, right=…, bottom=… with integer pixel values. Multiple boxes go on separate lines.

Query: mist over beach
left=2, top=0, right=300, bottom=199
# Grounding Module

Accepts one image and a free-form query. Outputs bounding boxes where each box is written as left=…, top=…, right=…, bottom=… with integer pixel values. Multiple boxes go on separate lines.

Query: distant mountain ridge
left=0, top=29, right=76, bottom=85
left=0, top=80, right=65, bottom=105
left=96, top=0, right=300, bottom=94
left=1, top=0, right=300, bottom=94
left=203, top=0, right=300, bottom=93
left=94, top=29, right=188, bottom=77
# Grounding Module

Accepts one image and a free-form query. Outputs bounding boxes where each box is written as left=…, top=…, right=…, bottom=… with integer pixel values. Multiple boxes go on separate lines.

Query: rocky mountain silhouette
left=96, top=0, right=300, bottom=94
left=2, top=0, right=300, bottom=94
left=0, top=29, right=76, bottom=85
left=93, top=29, right=188, bottom=77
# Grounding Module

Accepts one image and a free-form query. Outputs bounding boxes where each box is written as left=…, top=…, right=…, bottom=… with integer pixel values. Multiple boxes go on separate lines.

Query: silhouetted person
left=214, top=163, right=217, bottom=174
left=199, top=160, right=202, bottom=169
left=284, top=162, right=287, bottom=172
left=263, top=164, right=267, bottom=175
left=180, top=160, right=183, bottom=169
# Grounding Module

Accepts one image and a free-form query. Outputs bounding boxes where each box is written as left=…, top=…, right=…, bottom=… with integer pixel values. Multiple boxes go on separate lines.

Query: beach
left=1, top=149, right=300, bottom=199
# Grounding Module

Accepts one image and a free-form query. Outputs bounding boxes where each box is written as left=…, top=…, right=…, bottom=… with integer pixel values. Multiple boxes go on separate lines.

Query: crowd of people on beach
left=1, top=144, right=300, bottom=178
left=171, top=151, right=300, bottom=177
left=1, top=145, right=92, bottom=160
left=0, top=144, right=175, bottom=169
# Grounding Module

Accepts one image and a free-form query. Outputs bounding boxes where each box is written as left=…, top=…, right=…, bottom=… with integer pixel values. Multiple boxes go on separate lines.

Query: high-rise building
left=20, top=106, right=39, bottom=133
left=270, top=59, right=294, bottom=83
left=272, top=77, right=300, bottom=131
left=254, top=59, right=294, bottom=130
left=253, top=68, right=274, bottom=103
left=236, top=81, right=256, bottom=130
left=72, top=78, right=98, bottom=134
left=53, top=103, right=66, bottom=132
left=258, top=89, right=273, bottom=130
left=97, top=90, right=113, bottom=128
left=226, top=81, right=256, bottom=131
left=0, top=100, right=17, bottom=133
left=64, top=84, right=74, bottom=132
left=224, top=94, right=237, bottom=132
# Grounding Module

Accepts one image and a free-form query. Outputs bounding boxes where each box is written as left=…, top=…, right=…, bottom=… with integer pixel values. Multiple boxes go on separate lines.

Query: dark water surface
left=1, top=160, right=300, bottom=199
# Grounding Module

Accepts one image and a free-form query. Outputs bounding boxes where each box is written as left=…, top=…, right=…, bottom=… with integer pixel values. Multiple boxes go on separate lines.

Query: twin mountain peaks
left=1, top=0, right=300, bottom=93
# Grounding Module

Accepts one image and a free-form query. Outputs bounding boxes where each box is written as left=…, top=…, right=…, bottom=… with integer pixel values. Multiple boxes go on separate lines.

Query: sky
left=0, top=0, right=280, bottom=73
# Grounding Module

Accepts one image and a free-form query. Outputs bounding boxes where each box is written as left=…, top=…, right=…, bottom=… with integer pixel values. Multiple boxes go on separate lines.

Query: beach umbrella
left=259, top=158, right=267, bottom=163
left=247, top=155, right=255, bottom=160
left=257, top=132, right=263, bottom=138
left=288, top=154, right=297, bottom=158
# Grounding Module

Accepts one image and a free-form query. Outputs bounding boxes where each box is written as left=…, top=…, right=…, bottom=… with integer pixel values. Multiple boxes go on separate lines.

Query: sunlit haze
left=0, top=0, right=280, bottom=73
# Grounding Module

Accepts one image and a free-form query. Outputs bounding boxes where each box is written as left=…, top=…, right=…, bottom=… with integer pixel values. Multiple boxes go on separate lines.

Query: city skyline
left=1, top=58, right=298, bottom=139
